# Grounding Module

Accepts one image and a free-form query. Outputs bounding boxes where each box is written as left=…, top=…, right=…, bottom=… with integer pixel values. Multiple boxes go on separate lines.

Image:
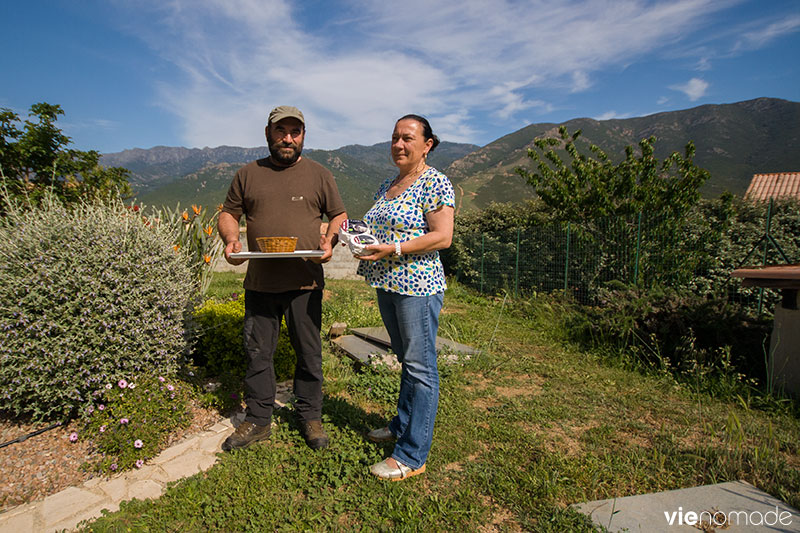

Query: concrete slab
left=127, top=480, right=164, bottom=501
left=150, top=437, right=197, bottom=464
left=41, top=486, right=104, bottom=526
left=0, top=506, right=36, bottom=533
left=572, top=480, right=800, bottom=532
left=159, top=449, right=207, bottom=481
left=198, top=430, right=229, bottom=452
left=48, top=502, right=118, bottom=533
left=98, top=476, right=129, bottom=503
left=331, top=334, right=390, bottom=364
left=350, top=327, right=479, bottom=355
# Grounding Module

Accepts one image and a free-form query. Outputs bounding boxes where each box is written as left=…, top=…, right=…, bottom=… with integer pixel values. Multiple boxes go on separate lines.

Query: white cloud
left=670, top=78, right=710, bottom=101
left=115, top=0, right=742, bottom=148
left=594, top=111, right=632, bottom=121
left=695, top=56, right=712, bottom=71
left=570, top=71, right=592, bottom=93
left=735, top=14, right=800, bottom=51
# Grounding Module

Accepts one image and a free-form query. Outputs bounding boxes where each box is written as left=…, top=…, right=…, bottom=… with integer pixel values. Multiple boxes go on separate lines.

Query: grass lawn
left=81, top=277, right=800, bottom=532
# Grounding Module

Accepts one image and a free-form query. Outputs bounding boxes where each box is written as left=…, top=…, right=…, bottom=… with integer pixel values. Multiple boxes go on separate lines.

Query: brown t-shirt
left=222, top=157, right=346, bottom=293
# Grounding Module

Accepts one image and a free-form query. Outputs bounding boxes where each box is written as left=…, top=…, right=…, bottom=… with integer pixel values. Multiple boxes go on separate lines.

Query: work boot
left=221, top=421, right=270, bottom=451
left=299, top=419, right=329, bottom=450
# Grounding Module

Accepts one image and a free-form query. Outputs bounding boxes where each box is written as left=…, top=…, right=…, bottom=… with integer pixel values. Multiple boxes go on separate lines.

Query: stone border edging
left=0, top=418, right=234, bottom=532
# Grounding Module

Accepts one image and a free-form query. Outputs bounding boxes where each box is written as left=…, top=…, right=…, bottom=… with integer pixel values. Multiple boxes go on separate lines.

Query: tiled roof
left=744, top=172, right=800, bottom=201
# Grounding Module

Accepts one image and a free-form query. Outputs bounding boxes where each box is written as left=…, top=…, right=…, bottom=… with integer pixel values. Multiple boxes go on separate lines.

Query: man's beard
left=268, top=138, right=303, bottom=166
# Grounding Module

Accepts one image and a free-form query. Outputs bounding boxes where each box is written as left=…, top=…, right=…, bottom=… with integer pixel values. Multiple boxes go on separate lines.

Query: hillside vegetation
left=448, top=98, right=800, bottom=211
left=102, top=98, right=800, bottom=215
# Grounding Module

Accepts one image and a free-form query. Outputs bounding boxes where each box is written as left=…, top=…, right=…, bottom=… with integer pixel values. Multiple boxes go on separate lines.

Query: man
left=218, top=105, right=347, bottom=451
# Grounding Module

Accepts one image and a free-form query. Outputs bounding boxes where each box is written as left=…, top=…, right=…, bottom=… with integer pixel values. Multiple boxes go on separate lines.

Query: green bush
left=533, top=285, right=772, bottom=391
left=192, top=296, right=296, bottom=382
left=81, top=373, right=191, bottom=474
left=0, top=195, right=195, bottom=421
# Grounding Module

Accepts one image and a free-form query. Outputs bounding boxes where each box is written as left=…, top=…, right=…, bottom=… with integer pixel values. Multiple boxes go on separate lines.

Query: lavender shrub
left=0, top=194, right=196, bottom=421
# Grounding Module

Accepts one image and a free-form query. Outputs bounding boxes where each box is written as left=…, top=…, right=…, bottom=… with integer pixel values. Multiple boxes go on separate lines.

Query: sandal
left=369, top=458, right=426, bottom=481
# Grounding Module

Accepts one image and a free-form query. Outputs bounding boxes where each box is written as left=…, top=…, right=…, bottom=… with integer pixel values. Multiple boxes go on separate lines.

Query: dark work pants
left=243, top=289, right=324, bottom=426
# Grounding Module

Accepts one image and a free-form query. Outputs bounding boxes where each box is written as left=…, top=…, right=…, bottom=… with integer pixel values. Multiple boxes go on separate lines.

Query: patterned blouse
left=357, top=167, right=455, bottom=296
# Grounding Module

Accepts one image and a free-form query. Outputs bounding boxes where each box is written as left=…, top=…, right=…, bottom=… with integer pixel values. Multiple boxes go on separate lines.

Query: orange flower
left=192, top=204, right=202, bottom=216
left=173, top=244, right=180, bottom=252
left=216, top=204, right=223, bottom=212
left=204, top=255, right=211, bottom=264
left=204, top=226, right=213, bottom=236
left=181, top=211, right=189, bottom=221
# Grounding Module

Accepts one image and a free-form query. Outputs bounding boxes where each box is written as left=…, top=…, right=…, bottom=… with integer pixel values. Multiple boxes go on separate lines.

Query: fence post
left=515, top=227, right=521, bottom=298
left=634, top=212, right=642, bottom=286
left=480, top=233, right=485, bottom=294
left=564, top=221, right=571, bottom=292
left=758, top=199, right=775, bottom=314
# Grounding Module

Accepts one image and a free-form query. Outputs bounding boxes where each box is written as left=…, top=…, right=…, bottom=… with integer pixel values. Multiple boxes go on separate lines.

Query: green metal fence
left=445, top=200, right=799, bottom=308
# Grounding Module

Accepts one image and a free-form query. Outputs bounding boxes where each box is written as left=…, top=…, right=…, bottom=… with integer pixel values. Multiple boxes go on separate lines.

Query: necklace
left=392, top=162, right=428, bottom=187
left=386, top=164, right=428, bottom=200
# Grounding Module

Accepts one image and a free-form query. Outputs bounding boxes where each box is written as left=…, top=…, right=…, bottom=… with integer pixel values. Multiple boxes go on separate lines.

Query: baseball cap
left=268, top=105, right=305, bottom=125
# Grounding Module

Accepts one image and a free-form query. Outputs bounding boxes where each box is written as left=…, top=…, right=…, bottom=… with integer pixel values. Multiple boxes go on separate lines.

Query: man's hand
left=224, top=239, right=246, bottom=265
left=309, top=234, right=333, bottom=264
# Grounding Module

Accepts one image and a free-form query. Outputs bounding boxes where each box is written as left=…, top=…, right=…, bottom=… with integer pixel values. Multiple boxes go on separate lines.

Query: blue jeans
left=376, top=289, right=443, bottom=470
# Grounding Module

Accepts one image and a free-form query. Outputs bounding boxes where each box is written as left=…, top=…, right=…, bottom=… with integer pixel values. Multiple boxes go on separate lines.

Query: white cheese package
left=339, top=219, right=379, bottom=256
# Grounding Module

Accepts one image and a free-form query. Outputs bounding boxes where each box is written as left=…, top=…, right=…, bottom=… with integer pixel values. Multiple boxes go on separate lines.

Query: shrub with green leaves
left=0, top=194, right=195, bottom=421
left=192, top=296, right=296, bottom=382
left=82, top=374, right=191, bottom=474
left=533, top=285, right=772, bottom=392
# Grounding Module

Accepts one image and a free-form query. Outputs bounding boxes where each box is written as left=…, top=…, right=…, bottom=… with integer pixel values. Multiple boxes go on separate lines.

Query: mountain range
left=101, top=98, right=800, bottom=217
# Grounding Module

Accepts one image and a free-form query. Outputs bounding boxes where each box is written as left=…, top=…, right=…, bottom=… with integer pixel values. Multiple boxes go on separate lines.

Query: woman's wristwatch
left=394, top=241, right=402, bottom=256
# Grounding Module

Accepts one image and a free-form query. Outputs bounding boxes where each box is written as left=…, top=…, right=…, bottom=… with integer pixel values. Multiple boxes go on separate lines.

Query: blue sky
left=1, top=0, right=798, bottom=154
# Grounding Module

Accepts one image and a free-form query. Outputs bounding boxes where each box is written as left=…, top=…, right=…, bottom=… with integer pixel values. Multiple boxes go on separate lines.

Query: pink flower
left=158, top=376, right=165, bottom=382
left=118, top=379, right=128, bottom=389
left=99, top=425, right=107, bottom=433
left=110, top=463, right=118, bottom=471
left=120, top=418, right=129, bottom=424
left=69, top=432, right=78, bottom=442
left=134, top=439, right=143, bottom=448
left=135, top=459, right=144, bottom=469
left=98, top=404, right=105, bottom=411
left=105, top=383, right=113, bottom=389
left=167, top=384, right=175, bottom=391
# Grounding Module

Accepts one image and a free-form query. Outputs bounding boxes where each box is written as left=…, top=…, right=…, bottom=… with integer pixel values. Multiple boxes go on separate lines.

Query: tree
left=0, top=102, right=131, bottom=206
left=515, top=126, right=710, bottom=222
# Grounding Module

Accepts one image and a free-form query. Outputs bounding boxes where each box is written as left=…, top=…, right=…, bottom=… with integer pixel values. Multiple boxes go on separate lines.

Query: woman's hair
left=397, top=114, right=440, bottom=153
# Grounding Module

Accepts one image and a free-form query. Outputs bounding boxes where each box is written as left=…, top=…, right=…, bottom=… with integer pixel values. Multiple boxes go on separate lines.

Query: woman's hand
left=356, top=243, right=395, bottom=261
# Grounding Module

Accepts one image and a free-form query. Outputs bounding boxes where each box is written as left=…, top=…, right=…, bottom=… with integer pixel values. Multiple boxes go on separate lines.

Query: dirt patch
left=495, top=373, right=543, bottom=398
left=522, top=421, right=589, bottom=457
left=472, top=396, right=502, bottom=412
left=476, top=494, right=524, bottom=532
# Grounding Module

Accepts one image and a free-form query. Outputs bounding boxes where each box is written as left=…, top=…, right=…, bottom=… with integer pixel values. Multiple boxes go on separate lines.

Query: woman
left=356, top=114, right=455, bottom=481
